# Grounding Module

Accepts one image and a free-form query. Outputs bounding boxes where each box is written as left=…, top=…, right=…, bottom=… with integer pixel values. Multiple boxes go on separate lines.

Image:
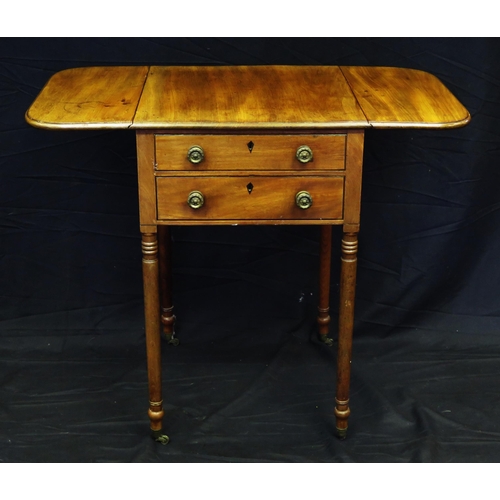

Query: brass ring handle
left=296, top=191, right=313, bottom=210
left=187, top=190, right=205, bottom=209
left=187, top=146, right=204, bottom=164
left=296, top=145, right=313, bottom=164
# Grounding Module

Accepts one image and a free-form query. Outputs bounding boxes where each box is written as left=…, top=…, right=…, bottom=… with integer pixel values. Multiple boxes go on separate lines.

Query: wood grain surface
left=155, top=134, right=346, bottom=171
left=134, top=65, right=367, bottom=129
left=156, top=175, right=344, bottom=222
left=26, top=65, right=471, bottom=130
left=26, top=66, right=149, bottom=129
left=340, top=66, right=471, bottom=128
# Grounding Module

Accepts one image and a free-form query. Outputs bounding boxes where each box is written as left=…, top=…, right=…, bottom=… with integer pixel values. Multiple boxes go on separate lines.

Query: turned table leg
left=318, top=226, right=333, bottom=346
left=335, top=231, right=358, bottom=439
left=158, top=225, right=177, bottom=345
left=142, top=232, right=169, bottom=444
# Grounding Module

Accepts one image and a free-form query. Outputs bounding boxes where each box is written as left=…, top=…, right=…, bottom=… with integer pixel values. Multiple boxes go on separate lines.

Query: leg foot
left=151, top=429, right=170, bottom=445
left=161, top=306, right=177, bottom=344
left=318, top=333, right=334, bottom=346
left=161, top=307, right=178, bottom=345
left=164, top=332, right=179, bottom=346
left=336, top=427, right=348, bottom=440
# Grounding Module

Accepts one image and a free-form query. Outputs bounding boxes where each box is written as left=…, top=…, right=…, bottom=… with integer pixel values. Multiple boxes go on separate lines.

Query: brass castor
left=318, top=334, right=334, bottom=346
left=163, top=332, right=179, bottom=346
left=336, top=427, right=348, bottom=440
left=151, top=429, right=170, bottom=445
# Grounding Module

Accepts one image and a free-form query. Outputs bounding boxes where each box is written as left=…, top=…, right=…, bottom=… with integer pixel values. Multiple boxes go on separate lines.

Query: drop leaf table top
left=26, top=65, right=470, bottom=131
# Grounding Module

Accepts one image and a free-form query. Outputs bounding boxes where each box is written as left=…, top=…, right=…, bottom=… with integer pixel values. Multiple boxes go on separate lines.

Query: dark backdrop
left=1, top=38, right=499, bottom=462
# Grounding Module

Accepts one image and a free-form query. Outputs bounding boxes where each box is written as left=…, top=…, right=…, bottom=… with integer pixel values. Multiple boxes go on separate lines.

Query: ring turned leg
left=142, top=232, right=169, bottom=444
left=317, top=226, right=333, bottom=346
left=158, top=225, right=178, bottom=345
left=335, top=231, right=358, bottom=439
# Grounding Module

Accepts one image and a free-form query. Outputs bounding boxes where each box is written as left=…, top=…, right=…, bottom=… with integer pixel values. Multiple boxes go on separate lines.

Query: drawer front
left=155, top=134, right=346, bottom=171
left=156, top=176, right=344, bottom=221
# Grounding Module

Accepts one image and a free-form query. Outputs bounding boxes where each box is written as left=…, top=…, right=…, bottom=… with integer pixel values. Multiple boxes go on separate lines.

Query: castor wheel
left=163, top=332, right=179, bottom=346
left=151, top=429, right=170, bottom=445
left=318, top=334, right=334, bottom=346
left=336, top=427, right=348, bottom=440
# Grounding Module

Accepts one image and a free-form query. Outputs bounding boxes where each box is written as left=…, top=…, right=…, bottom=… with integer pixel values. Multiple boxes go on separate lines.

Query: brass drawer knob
left=296, top=145, right=313, bottom=163
left=187, top=146, right=204, bottom=164
left=187, top=190, right=205, bottom=209
left=296, top=191, right=313, bottom=209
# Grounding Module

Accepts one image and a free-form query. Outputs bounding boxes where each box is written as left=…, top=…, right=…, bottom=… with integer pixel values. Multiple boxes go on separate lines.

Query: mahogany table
left=26, top=65, right=470, bottom=444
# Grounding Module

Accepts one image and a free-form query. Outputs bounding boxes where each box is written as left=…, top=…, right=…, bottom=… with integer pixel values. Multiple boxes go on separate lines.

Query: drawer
left=156, top=176, right=344, bottom=221
left=155, top=134, right=346, bottom=171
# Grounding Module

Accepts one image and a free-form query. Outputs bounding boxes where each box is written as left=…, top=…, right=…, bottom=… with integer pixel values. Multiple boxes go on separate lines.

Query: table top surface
left=26, top=65, right=470, bottom=131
